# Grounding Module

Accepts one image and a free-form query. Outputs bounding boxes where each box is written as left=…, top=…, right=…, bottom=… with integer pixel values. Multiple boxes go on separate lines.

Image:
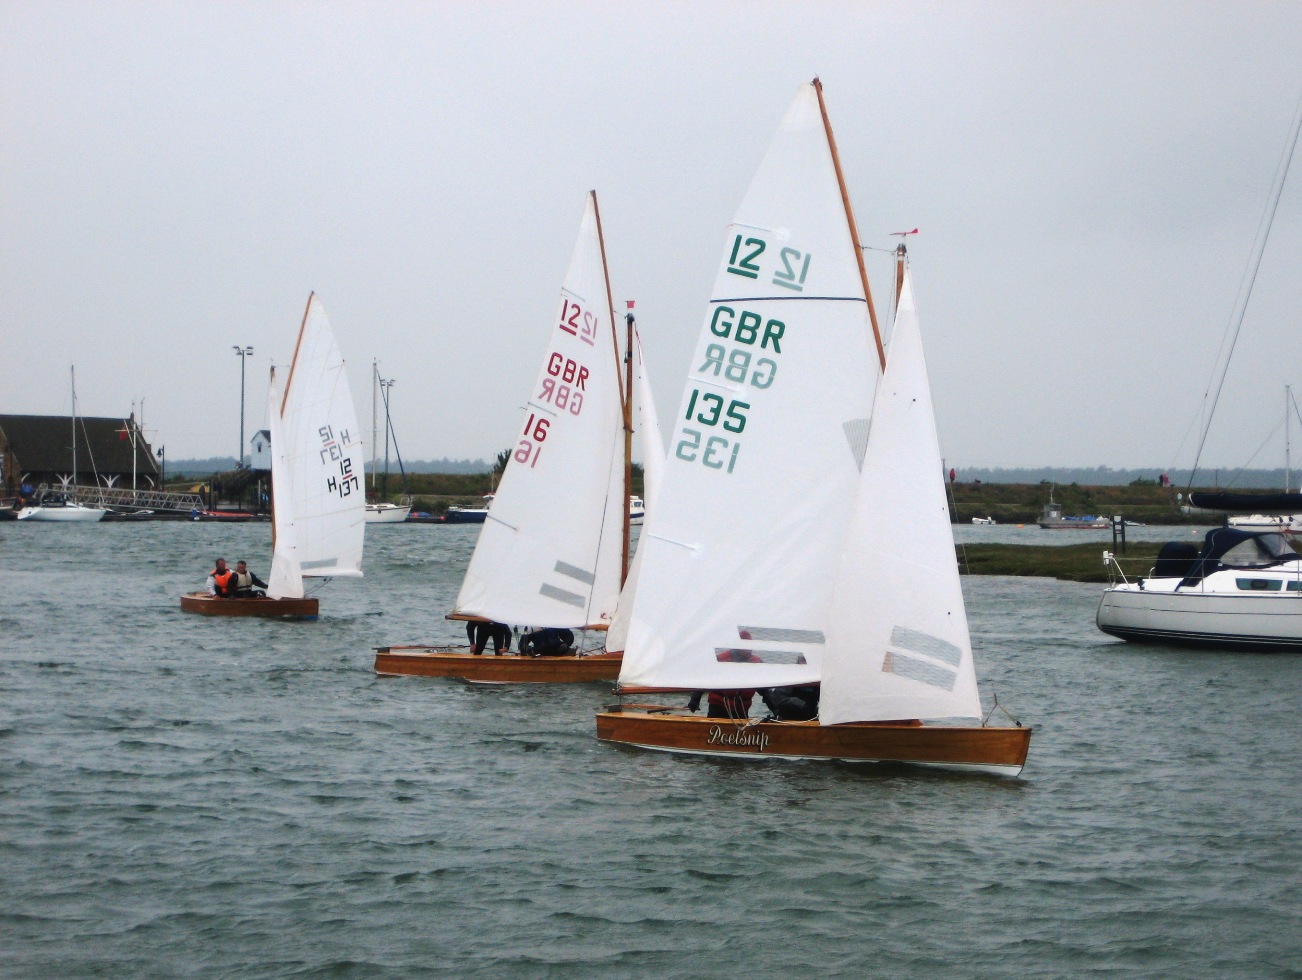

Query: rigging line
left=379, top=380, right=408, bottom=490
left=1187, top=87, right=1302, bottom=491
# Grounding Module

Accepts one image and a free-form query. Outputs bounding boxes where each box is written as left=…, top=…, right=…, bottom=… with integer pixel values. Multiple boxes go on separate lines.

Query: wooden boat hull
left=374, top=646, right=622, bottom=684
left=179, top=592, right=319, bottom=619
left=595, top=706, right=1031, bottom=776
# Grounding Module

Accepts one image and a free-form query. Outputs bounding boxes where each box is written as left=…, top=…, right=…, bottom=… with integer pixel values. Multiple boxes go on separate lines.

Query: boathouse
left=0, top=414, right=161, bottom=496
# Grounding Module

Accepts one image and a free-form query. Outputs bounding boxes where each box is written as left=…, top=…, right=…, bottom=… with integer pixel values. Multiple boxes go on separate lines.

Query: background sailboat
left=375, top=191, right=640, bottom=682
left=181, top=294, right=366, bottom=618
left=16, top=367, right=108, bottom=522
left=365, top=360, right=412, bottom=523
left=596, top=80, right=1031, bottom=775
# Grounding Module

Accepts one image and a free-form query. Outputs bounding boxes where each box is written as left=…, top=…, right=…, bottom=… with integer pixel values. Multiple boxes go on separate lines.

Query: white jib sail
left=266, top=294, right=366, bottom=599
left=605, top=326, right=666, bottom=655
left=618, top=82, right=879, bottom=691
left=820, top=270, right=982, bottom=724
left=453, top=192, right=625, bottom=628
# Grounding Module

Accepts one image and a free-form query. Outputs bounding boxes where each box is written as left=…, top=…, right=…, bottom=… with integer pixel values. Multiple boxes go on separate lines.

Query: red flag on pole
left=626, top=300, right=635, bottom=309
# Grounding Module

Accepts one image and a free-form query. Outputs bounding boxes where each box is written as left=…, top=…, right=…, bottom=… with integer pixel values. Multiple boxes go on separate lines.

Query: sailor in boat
left=205, top=558, right=235, bottom=598
left=686, top=647, right=764, bottom=718
left=467, top=620, right=512, bottom=655
left=758, top=658, right=820, bottom=721
left=231, top=560, right=267, bottom=598
left=518, top=628, right=576, bottom=657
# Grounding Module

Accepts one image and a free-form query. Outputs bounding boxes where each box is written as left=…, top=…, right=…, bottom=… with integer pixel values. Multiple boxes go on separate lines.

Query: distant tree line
left=951, top=467, right=1297, bottom=489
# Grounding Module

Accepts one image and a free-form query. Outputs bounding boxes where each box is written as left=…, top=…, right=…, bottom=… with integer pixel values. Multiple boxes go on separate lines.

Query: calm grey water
left=2, top=521, right=1299, bottom=978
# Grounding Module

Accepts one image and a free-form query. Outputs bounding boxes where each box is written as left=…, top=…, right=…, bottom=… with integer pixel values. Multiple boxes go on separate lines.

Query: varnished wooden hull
left=374, top=646, right=622, bottom=684
left=179, top=592, right=319, bottom=619
left=595, top=706, right=1031, bottom=776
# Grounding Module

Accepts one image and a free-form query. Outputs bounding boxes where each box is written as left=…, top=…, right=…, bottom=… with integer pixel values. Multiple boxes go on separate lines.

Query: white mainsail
left=266, top=294, right=366, bottom=599
left=618, top=82, right=879, bottom=691
left=452, top=192, right=625, bottom=628
left=604, top=325, right=665, bottom=655
left=820, top=271, right=982, bottom=723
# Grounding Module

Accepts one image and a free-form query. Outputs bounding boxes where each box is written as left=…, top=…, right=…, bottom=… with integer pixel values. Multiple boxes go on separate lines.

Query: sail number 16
left=675, top=389, right=748, bottom=474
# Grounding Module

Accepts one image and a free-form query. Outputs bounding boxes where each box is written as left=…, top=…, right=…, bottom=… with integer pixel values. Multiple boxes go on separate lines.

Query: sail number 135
left=675, top=389, right=748, bottom=474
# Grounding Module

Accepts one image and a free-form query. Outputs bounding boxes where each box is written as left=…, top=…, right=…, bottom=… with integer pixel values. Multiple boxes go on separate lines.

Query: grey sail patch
left=554, top=561, right=595, bottom=586
left=301, top=558, right=337, bottom=570
left=883, top=650, right=958, bottom=691
left=738, top=627, right=825, bottom=644
left=539, top=583, right=586, bottom=607
left=843, top=418, right=871, bottom=472
left=890, top=625, right=963, bottom=667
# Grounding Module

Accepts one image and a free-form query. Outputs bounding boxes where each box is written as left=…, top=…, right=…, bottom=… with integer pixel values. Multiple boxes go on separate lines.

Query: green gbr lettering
left=709, top=306, right=784, bottom=352
left=698, top=344, right=778, bottom=390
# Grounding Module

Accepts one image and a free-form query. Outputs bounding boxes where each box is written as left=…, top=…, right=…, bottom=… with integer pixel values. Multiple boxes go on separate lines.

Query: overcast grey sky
left=3, top=2, right=1301, bottom=473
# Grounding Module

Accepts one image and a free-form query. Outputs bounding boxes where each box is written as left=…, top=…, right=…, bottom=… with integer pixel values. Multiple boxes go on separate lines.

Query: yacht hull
left=1098, top=587, right=1302, bottom=651
left=374, top=646, right=622, bottom=683
left=17, top=505, right=107, bottom=522
left=180, top=592, right=319, bottom=619
left=364, top=504, right=411, bottom=523
left=595, top=706, right=1031, bottom=776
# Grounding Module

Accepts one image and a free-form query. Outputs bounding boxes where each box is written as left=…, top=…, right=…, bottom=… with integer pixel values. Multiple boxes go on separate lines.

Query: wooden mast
left=281, top=292, right=313, bottom=417
left=812, top=77, right=885, bottom=372
left=591, top=190, right=632, bottom=587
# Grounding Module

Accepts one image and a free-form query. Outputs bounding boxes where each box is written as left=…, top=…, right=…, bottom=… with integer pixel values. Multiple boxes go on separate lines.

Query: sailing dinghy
left=375, top=191, right=642, bottom=682
left=595, top=80, right=1031, bottom=775
left=181, top=294, right=366, bottom=619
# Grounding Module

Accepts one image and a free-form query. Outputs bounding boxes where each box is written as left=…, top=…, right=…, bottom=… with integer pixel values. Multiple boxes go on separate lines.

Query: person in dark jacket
left=760, top=684, right=820, bottom=720
left=518, top=627, right=575, bottom=657
left=468, top=621, right=512, bottom=655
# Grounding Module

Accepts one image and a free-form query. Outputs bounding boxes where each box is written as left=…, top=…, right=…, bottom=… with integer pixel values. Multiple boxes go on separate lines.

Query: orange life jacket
left=210, top=568, right=234, bottom=594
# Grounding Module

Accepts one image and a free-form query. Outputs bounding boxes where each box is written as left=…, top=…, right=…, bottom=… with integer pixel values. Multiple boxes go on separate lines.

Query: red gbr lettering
left=546, top=352, right=589, bottom=390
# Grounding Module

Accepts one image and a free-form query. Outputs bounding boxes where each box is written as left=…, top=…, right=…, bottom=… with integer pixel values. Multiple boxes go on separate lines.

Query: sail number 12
left=675, top=389, right=748, bottom=474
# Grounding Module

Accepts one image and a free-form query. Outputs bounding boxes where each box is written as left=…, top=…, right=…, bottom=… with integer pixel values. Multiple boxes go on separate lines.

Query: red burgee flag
left=118, top=427, right=128, bottom=441
left=626, top=300, right=635, bottom=309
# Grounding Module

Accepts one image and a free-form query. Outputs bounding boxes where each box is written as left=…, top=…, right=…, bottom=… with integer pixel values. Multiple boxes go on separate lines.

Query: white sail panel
left=266, top=295, right=366, bottom=599
left=454, top=193, right=625, bottom=628
left=618, top=82, right=878, bottom=691
left=820, top=272, right=982, bottom=723
left=605, top=327, right=665, bottom=655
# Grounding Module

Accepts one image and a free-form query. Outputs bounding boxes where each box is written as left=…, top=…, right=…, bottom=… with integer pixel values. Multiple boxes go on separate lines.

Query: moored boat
left=1098, top=526, right=1302, bottom=651
left=594, top=80, right=1031, bottom=776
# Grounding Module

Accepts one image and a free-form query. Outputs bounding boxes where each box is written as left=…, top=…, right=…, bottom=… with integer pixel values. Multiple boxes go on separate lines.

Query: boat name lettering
left=698, top=344, right=776, bottom=390
left=710, top=307, right=784, bottom=352
left=515, top=413, right=550, bottom=469
left=725, top=235, right=813, bottom=292
left=546, top=353, right=589, bottom=389
left=706, top=725, right=769, bottom=752
left=557, top=298, right=598, bottom=347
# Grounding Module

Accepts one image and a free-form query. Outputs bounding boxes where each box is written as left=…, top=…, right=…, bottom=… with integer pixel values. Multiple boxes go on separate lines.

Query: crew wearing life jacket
left=230, top=560, right=267, bottom=597
left=687, top=646, right=764, bottom=718
left=207, top=558, right=235, bottom=597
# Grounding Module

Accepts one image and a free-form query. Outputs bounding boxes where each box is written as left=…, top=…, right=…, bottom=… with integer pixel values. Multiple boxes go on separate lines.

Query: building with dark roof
left=0, top=414, right=160, bottom=495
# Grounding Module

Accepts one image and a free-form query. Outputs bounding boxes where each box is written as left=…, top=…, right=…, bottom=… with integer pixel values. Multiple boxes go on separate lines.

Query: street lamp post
left=233, top=345, right=253, bottom=468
